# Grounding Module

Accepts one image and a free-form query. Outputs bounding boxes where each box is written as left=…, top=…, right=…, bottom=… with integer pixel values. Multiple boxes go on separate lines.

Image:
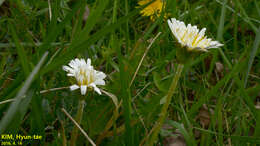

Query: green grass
left=0, top=0, right=260, bottom=145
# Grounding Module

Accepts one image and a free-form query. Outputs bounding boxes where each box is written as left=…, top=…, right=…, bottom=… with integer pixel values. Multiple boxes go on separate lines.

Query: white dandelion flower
left=167, top=18, right=223, bottom=51
left=63, top=58, right=106, bottom=95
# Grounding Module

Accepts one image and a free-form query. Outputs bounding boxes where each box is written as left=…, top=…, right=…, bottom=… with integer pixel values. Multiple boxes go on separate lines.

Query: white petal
left=70, top=84, right=79, bottom=91
left=75, top=58, right=81, bottom=64
left=80, top=85, right=87, bottom=95
left=87, top=58, right=91, bottom=67
left=198, top=28, right=206, bottom=37
left=67, top=73, right=74, bottom=76
left=95, top=71, right=106, bottom=80
left=90, top=83, right=101, bottom=95
left=94, top=79, right=105, bottom=85
left=63, top=66, right=73, bottom=72
left=210, top=41, right=223, bottom=47
left=81, top=58, right=86, bottom=63
left=69, top=60, right=77, bottom=69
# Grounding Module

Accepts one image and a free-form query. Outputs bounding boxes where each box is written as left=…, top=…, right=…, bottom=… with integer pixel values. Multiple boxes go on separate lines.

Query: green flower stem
left=70, top=98, right=85, bottom=146
left=148, top=64, right=184, bottom=145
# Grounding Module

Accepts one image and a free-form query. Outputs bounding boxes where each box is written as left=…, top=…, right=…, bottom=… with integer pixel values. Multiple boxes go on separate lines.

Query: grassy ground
left=0, top=0, right=260, bottom=145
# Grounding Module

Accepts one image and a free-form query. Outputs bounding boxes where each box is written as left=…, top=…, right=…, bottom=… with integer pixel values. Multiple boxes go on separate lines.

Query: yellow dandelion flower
left=138, top=0, right=164, bottom=21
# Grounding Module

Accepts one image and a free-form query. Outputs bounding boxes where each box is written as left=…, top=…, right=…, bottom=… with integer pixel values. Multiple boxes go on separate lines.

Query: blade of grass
left=38, top=1, right=81, bottom=55
left=215, top=1, right=227, bottom=144
left=0, top=0, right=4, bottom=6
left=9, top=22, right=30, bottom=75
left=148, top=64, right=184, bottom=145
left=0, top=75, right=23, bottom=102
left=129, top=32, right=161, bottom=87
left=61, top=108, right=96, bottom=146
left=110, top=0, right=118, bottom=49
left=0, top=42, right=69, bottom=48
left=254, top=0, right=260, bottom=16
left=112, top=2, right=156, bottom=145
left=0, top=52, right=48, bottom=133
left=179, top=105, right=197, bottom=145
left=234, top=76, right=257, bottom=118
left=30, top=85, right=45, bottom=138
left=233, top=0, right=258, bottom=33
left=119, top=57, right=133, bottom=146
left=215, top=0, right=259, bottom=33
left=167, top=120, right=196, bottom=146
left=43, top=5, right=145, bottom=74
left=129, top=17, right=161, bottom=60
left=194, top=127, right=260, bottom=143
left=71, top=2, right=86, bottom=40
left=209, top=0, right=230, bottom=79
left=244, top=27, right=260, bottom=87
left=214, top=92, right=224, bottom=145
left=71, top=0, right=109, bottom=46
left=3, top=90, right=34, bottom=133
left=100, top=89, right=119, bottom=109
left=216, top=0, right=227, bottom=41
left=188, top=50, right=246, bottom=117
left=233, top=0, right=239, bottom=57
left=254, top=111, right=260, bottom=137
left=125, top=0, right=130, bottom=54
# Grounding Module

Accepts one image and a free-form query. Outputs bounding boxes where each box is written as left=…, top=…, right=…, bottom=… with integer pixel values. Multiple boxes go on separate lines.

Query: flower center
left=77, top=68, right=94, bottom=86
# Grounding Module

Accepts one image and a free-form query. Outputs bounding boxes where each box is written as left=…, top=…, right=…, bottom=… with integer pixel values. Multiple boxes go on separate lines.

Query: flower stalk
left=70, top=98, right=85, bottom=146
left=148, top=63, right=184, bottom=145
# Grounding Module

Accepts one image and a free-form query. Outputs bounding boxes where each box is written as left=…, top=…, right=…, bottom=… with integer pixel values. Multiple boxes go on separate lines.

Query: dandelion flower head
left=167, top=18, right=223, bottom=52
left=63, top=58, right=106, bottom=95
left=138, top=0, right=164, bottom=21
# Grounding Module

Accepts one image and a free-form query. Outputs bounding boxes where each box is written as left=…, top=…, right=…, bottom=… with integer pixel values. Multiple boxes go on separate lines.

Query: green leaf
left=167, top=120, right=196, bottom=146
left=188, top=50, right=247, bottom=117
left=9, top=22, right=30, bottom=76
left=244, top=27, right=260, bottom=87
left=0, top=52, right=48, bottom=133
left=43, top=5, right=142, bottom=74
left=153, top=72, right=167, bottom=93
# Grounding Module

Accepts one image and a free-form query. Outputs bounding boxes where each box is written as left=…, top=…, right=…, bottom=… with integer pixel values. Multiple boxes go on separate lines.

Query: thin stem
left=125, top=0, right=129, bottom=52
left=47, top=0, right=52, bottom=21
left=0, top=87, right=68, bottom=105
left=40, top=86, right=69, bottom=94
left=60, top=121, right=67, bottom=146
left=110, top=0, right=117, bottom=49
left=62, top=108, right=96, bottom=146
left=147, top=64, right=184, bottom=145
left=130, top=32, right=161, bottom=87
left=70, top=99, right=85, bottom=146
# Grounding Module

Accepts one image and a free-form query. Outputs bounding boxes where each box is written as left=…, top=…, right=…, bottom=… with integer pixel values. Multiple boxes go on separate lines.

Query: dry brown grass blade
left=129, top=32, right=162, bottom=87
left=0, top=87, right=68, bottom=105
left=61, top=108, right=96, bottom=146
left=96, top=100, right=122, bottom=145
